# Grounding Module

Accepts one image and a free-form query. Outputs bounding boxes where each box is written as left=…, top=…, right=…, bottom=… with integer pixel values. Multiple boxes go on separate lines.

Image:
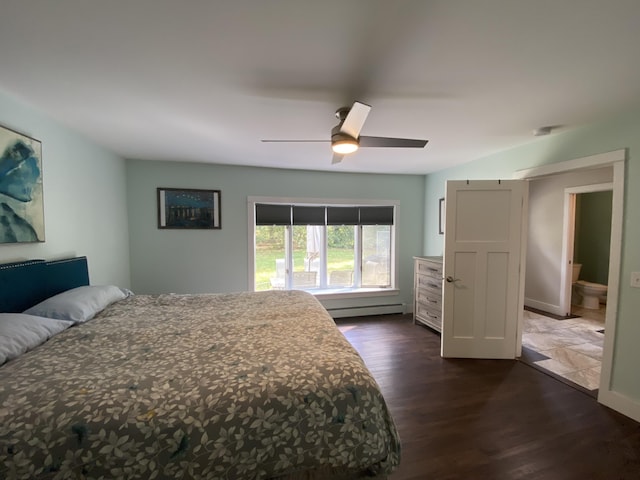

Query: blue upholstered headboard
left=0, top=256, right=90, bottom=313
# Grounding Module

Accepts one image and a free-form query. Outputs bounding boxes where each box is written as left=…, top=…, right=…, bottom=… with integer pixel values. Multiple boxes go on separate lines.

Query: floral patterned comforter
left=0, top=290, right=400, bottom=479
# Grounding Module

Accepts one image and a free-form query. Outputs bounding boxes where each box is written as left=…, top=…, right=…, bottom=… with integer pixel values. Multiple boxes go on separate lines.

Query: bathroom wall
left=574, top=191, right=612, bottom=285
left=524, top=167, right=612, bottom=314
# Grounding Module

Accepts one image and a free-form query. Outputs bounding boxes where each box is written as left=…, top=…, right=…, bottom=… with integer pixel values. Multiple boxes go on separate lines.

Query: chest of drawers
left=413, top=256, right=443, bottom=332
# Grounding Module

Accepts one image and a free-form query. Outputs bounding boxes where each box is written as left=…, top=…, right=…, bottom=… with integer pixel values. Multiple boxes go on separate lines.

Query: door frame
left=514, top=149, right=625, bottom=410
left=560, top=183, right=613, bottom=316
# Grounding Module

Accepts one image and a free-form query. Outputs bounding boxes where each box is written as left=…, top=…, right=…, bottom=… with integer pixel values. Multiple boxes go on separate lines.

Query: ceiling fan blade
left=331, top=153, right=345, bottom=164
left=359, top=136, right=428, bottom=148
left=339, top=101, right=371, bottom=138
left=261, top=139, right=329, bottom=143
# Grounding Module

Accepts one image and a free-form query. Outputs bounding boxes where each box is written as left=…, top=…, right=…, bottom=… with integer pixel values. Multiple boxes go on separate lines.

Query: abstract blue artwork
left=0, top=125, right=44, bottom=243
left=157, top=188, right=221, bottom=229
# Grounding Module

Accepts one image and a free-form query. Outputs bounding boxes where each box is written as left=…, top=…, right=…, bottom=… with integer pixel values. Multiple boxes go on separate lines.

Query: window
left=250, top=199, right=397, bottom=296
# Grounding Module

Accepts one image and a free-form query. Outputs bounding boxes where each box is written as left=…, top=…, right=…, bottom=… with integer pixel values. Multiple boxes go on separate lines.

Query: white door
left=441, top=180, right=527, bottom=359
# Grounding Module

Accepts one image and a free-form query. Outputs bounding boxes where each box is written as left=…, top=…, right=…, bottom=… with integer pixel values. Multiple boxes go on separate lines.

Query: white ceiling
left=1, top=0, right=640, bottom=175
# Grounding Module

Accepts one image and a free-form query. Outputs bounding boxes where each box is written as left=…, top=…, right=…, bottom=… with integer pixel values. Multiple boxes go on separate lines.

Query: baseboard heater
left=326, top=303, right=406, bottom=319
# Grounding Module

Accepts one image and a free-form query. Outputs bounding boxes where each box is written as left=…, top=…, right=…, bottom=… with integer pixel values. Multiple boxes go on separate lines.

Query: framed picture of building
left=157, top=187, right=221, bottom=229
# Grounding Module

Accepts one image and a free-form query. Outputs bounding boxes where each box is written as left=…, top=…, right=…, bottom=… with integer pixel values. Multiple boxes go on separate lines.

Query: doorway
left=514, top=149, right=624, bottom=405
left=521, top=182, right=613, bottom=393
left=562, top=183, right=613, bottom=318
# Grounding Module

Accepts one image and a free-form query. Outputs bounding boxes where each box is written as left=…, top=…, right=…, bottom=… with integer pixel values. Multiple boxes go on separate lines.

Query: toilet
left=572, top=263, right=607, bottom=309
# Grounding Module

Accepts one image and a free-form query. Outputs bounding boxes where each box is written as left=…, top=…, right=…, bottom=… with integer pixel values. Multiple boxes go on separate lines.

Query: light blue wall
left=126, top=160, right=425, bottom=311
left=0, top=91, right=130, bottom=287
left=423, top=110, right=640, bottom=406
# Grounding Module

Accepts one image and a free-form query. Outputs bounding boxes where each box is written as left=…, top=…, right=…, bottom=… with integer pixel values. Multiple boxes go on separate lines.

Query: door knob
left=445, top=276, right=459, bottom=283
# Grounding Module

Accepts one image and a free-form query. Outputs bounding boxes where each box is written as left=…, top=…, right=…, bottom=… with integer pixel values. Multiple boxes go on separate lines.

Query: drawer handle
left=427, top=282, right=440, bottom=289
left=427, top=267, right=439, bottom=272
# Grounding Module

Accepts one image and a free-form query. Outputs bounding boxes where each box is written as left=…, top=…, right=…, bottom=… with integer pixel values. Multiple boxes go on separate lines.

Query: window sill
left=304, top=287, right=400, bottom=300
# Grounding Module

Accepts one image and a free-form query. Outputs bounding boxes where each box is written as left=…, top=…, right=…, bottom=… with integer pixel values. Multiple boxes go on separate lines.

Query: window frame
left=248, top=196, right=400, bottom=299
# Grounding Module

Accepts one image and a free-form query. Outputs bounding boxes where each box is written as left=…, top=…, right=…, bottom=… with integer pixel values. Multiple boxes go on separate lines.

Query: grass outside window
left=255, top=248, right=354, bottom=291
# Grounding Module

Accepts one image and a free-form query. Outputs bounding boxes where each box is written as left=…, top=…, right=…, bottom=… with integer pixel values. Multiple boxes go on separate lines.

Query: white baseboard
left=524, top=298, right=563, bottom=316
left=327, top=303, right=406, bottom=319
left=598, top=388, right=640, bottom=423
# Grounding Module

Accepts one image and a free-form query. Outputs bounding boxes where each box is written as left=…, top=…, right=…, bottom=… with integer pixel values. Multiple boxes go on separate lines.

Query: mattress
left=0, top=290, right=400, bottom=479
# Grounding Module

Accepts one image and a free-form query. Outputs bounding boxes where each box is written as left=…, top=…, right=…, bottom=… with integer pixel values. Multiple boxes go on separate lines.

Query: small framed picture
left=157, top=188, right=221, bottom=229
left=438, top=197, right=445, bottom=235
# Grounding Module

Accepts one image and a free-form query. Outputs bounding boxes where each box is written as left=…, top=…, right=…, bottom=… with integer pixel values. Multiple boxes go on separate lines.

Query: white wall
left=0, top=91, right=130, bottom=287
left=525, top=167, right=612, bottom=314
left=126, top=159, right=425, bottom=312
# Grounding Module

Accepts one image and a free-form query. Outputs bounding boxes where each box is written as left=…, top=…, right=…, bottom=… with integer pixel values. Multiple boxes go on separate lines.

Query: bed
left=0, top=257, right=400, bottom=479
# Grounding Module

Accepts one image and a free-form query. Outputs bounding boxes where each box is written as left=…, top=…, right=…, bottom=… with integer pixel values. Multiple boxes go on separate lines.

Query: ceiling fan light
left=332, top=138, right=359, bottom=154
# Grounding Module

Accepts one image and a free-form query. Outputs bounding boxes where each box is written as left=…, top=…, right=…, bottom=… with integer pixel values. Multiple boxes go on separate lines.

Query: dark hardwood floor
left=335, top=314, right=640, bottom=480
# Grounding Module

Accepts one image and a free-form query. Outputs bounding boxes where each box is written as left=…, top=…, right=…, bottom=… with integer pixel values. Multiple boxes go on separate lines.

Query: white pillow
left=23, top=285, right=130, bottom=324
left=0, top=313, right=72, bottom=364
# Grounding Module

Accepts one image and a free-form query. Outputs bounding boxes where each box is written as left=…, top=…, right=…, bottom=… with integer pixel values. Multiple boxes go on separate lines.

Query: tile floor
left=521, top=304, right=606, bottom=392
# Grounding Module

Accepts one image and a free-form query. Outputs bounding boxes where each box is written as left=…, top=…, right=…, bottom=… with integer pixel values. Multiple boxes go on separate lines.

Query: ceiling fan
left=261, top=101, right=428, bottom=164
